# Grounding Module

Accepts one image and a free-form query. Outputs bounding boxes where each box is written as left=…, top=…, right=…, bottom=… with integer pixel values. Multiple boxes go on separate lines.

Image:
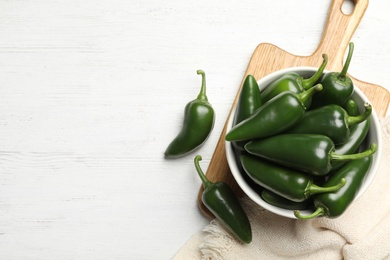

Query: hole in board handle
left=342, top=0, right=355, bottom=15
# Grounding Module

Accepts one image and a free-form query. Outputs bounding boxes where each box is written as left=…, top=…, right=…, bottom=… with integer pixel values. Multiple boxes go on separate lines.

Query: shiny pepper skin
left=164, top=70, right=215, bottom=158
left=295, top=153, right=375, bottom=219
left=195, top=155, right=252, bottom=244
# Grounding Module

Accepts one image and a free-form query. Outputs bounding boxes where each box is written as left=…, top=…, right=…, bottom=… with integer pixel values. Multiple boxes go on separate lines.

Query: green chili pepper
left=286, top=102, right=372, bottom=144
left=261, top=189, right=312, bottom=210
left=164, top=70, right=215, bottom=158
left=343, top=98, right=359, bottom=116
left=332, top=117, right=371, bottom=171
left=245, top=134, right=377, bottom=176
left=261, top=54, right=328, bottom=107
left=195, top=155, right=252, bottom=244
left=232, top=74, right=263, bottom=153
left=294, top=153, right=374, bottom=219
left=331, top=98, right=370, bottom=169
left=225, top=84, right=323, bottom=142
left=240, top=155, right=346, bottom=202
left=335, top=117, right=371, bottom=155
left=311, top=42, right=355, bottom=108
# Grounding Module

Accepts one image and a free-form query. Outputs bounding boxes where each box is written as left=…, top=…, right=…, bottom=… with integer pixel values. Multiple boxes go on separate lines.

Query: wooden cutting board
left=197, top=0, right=390, bottom=219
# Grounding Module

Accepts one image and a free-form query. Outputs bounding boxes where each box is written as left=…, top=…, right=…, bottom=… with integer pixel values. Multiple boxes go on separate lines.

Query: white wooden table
left=0, top=1, right=389, bottom=259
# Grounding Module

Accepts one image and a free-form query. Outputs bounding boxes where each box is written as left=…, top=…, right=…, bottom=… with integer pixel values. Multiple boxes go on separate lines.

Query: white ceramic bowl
left=225, top=67, right=383, bottom=219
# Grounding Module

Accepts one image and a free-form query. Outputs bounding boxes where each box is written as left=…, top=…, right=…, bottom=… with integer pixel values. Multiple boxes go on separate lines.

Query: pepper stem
left=194, top=155, right=213, bottom=189
left=294, top=207, right=325, bottom=220
left=346, top=102, right=372, bottom=127
left=302, top=54, right=328, bottom=90
left=331, top=143, right=378, bottom=162
left=196, top=70, right=208, bottom=102
left=305, top=178, right=346, bottom=197
left=339, top=42, right=354, bottom=80
left=297, top=83, right=323, bottom=108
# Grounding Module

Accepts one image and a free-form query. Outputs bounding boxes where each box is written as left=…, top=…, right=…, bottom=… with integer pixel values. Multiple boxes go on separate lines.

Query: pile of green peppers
left=226, top=43, right=378, bottom=220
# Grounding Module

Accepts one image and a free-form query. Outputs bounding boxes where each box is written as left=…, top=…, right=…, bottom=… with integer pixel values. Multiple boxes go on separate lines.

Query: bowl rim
left=225, top=66, right=383, bottom=219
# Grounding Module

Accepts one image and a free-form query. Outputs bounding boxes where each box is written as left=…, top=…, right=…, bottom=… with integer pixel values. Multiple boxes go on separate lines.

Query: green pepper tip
left=370, top=143, right=378, bottom=153
left=195, top=154, right=202, bottom=162
left=347, top=102, right=372, bottom=126
left=339, top=42, right=354, bottom=79
left=322, top=53, right=328, bottom=63
left=294, top=207, right=325, bottom=220
left=294, top=210, right=301, bottom=218
left=197, top=69, right=205, bottom=76
left=194, top=155, right=213, bottom=188
left=298, top=83, right=323, bottom=106
left=301, top=54, right=328, bottom=90
left=306, top=176, right=346, bottom=197
left=315, top=83, right=323, bottom=92
left=196, top=70, right=208, bottom=102
left=340, top=177, right=346, bottom=187
left=332, top=143, right=377, bottom=162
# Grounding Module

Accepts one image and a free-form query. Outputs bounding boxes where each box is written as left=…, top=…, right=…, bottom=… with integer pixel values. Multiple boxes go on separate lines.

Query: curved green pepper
left=232, top=74, right=262, bottom=152
left=240, top=155, right=345, bottom=202
left=286, top=103, right=372, bottom=144
left=295, top=154, right=374, bottom=219
left=332, top=98, right=370, bottom=168
left=195, top=155, right=252, bottom=244
left=311, top=42, right=355, bottom=108
left=225, top=84, right=323, bottom=142
left=164, top=70, right=215, bottom=158
left=245, top=134, right=377, bottom=176
left=335, top=117, right=371, bottom=155
left=261, top=54, right=328, bottom=107
left=332, top=116, right=371, bottom=171
left=261, top=189, right=312, bottom=210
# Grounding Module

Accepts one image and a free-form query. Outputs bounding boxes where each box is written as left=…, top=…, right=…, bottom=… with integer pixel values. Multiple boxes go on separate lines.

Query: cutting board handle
left=312, top=0, right=368, bottom=71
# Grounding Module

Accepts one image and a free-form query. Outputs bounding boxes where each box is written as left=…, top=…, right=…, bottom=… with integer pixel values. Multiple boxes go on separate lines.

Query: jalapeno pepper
left=261, top=189, right=312, bottom=210
left=335, top=117, right=370, bottom=155
left=245, top=134, right=377, bottom=176
left=261, top=54, right=328, bottom=107
left=343, top=98, right=359, bottom=116
left=311, top=42, right=355, bottom=108
left=331, top=98, right=370, bottom=167
left=240, top=154, right=346, bottom=202
left=232, top=74, right=262, bottom=153
left=195, top=155, right=252, bottom=244
left=294, top=153, right=374, bottom=219
left=164, top=70, right=215, bottom=158
left=286, top=103, right=372, bottom=144
left=225, top=84, right=323, bottom=142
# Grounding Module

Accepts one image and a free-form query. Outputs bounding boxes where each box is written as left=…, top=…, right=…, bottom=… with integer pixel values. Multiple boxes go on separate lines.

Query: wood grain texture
left=198, top=0, right=390, bottom=219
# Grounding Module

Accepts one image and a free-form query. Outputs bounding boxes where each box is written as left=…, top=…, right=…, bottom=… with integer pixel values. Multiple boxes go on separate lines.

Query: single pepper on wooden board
left=164, top=70, right=215, bottom=158
left=232, top=74, right=263, bottom=153
left=294, top=153, right=375, bottom=219
left=194, top=155, right=252, bottom=244
left=311, top=42, right=355, bottom=108
left=240, top=154, right=346, bottom=202
left=285, top=102, right=372, bottom=144
left=225, top=84, right=323, bottom=142
left=261, top=54, right=328, bottom=107
left=245, top=134, right=377, bottom=176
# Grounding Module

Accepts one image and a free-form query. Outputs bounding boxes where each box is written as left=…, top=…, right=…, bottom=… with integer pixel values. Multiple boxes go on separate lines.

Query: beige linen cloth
left=174, top=117, right=390, bottom=260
